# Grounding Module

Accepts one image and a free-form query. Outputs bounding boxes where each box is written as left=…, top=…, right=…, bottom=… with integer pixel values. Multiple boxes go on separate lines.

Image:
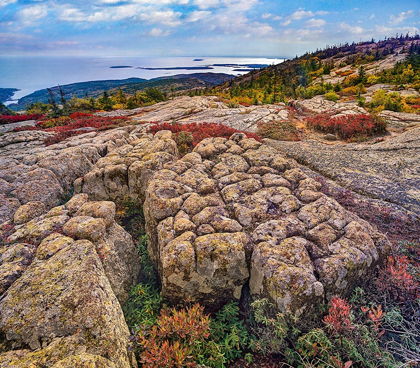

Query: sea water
left=0, top=56, right=284, bottom=103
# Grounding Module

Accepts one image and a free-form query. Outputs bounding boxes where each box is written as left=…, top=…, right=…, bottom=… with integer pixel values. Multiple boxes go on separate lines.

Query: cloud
left=316, top=11, right=329, bottom=15
left=389, top=10, right=414, bottom=26
left=133, top=0, right=189, bottom=4
left=56, top=4, right=182, bottom=26
left=370, top=14, right=375, bottom=20
left=339, top=22, right=364, bottom=34
left=220, top=0, right=258, bottom=12
left=376, top=24, right=419, bottom=35
left=139, top=10, right=182, bottom=26
left=19, top=5, right=48, bottom=26
left=148, top=28, right=171, bottom=36
left=262, top=13, right=282, bottom=20
left=188, top=10, right=212, bottom=22
left=305, top=18, right=326, bottom=28
left=280, top=8, right=315, bottom=26
left=0, top=32, right=33, bottom=43
left=193, top=0, right=219, bottom=9
left=0, top=0, right=16, bottom=7
left=290, top=10, right=314, bottom=20
left=50, top=41, right=79, bottom=46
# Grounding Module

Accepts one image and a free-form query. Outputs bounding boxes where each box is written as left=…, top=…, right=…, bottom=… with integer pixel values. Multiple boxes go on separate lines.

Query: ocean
left=0, top=56, right=284, bottom=103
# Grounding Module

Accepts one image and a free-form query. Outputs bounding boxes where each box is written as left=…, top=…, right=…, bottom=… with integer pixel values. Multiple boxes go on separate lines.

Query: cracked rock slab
left=144, top=134, right=390, bottom=316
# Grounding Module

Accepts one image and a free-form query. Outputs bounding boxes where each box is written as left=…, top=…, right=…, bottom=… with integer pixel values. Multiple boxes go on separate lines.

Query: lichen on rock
left=145, top=133, right=390, bottom=316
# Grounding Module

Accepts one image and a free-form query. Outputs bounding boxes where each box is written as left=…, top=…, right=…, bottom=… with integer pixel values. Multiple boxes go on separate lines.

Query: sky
left=0, top=0, right=419, bottom=57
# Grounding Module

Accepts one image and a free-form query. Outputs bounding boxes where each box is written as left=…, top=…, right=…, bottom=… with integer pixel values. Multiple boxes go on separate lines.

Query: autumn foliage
left=13, top=112, right=127, bottom=145
left=323, top=297, right=354, bottom=335
left=377, top=255, right=419, bottom=301
left=0, top=114, right=44, bottom=124
left=148, top=122, right=261, bottom=147
left=306, top=113, right=386, bottom=139
left=134, top=304, right=216, bottom=368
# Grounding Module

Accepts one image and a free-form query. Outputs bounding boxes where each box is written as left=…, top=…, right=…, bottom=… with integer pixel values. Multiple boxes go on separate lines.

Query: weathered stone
left=76, top=201, right=116, bottom=229
left=0, top=243, right=35, bottom=295
left=144, top=133, right=390, bottom=316
left=0, top=240, right=135, bottom=367
left=63, top=216, right=106, bottom=242
left=13, top=201, right=46, bottom=225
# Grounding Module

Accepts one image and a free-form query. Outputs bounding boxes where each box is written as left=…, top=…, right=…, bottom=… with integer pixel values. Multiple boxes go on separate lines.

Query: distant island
left=212, top=63, right=270, bottom=68
left=7, top=73, right=234, bottom=111
left=193, top=58, right=204, bottom=61
left=137, top=66, right=214, bottom=71
left=0, top=88, right=20, bottom=103
left=110, top=66, right=133, bottom=69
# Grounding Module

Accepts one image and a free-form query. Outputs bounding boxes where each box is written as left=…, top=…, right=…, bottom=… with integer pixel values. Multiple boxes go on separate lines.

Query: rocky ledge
left=143, top=133, right=390, bottom=315
left=0, top=196, right=139, bottom=367
left=1, top=95, right=418, bottom=366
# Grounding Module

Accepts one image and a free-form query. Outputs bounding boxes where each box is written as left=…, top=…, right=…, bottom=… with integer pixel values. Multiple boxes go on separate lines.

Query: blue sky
left=0, top=0, right=419, bottom=57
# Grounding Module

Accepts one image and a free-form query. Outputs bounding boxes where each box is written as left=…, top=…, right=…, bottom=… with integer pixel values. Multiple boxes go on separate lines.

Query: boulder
left=0, top=240, right=135, bottom=367
left=144, top=134, right=390, bottom=316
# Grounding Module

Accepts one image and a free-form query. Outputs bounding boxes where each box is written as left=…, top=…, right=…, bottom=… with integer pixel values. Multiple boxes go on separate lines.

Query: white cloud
left=305, top=18, right=326, bottom=28
left=50, top=41, right=79, bottom=46
left=262, top=13, right=282, bottom=21
left=99, top=0, right=123, bottom=3
left=139, top=10, right=182, bottom=26
left=193, top=0, right=219, bottom=9
left=0, top=32, right=33, bottom=42
left=188, top=10, right=211, bottom=22
left=339, top=22, right=364, bottom=34
left=133, top=0, right=189, bottom=4
left=57, top=4, right=182, bottom=26
left=0, top=0, right=16, bottom=7
left=148, top=28, right=171, bottom=36
left=290, top=10, right=314, bottom=20
left=370, top=14, right=375, bottom=20
left=222, top=0, right=258, bottom=12
left=316, top=10, right=329, bottom=15
left=281, top=19, right=291, bottom=27
left=389, top=10, right=414, bottom=26
left=376, top=24, right=419, bottom=35
left=19, top=5, right=48, bottom=26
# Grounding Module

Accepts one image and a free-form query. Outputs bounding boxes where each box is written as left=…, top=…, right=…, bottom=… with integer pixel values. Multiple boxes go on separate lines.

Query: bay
left=0, top=56, right=284, bottom=104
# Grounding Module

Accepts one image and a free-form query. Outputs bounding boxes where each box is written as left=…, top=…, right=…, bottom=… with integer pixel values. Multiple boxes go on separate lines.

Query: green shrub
left=325, top=92, right=339, bottom=102
left=209, top=301, right=251, bottom=363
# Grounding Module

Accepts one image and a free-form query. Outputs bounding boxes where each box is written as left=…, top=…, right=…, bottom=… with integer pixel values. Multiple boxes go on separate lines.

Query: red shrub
left=0, top=114, right=44, bottom=124
left=306, top=113, right=386, bottom=139
left=13, top=126, right=38, bottom=132
left=377, top=255, right=419, bottom=301
left=43, top=116, right=126, bottom=145
left=69, top=112, right=93, bottom=119
left=323, top=297, right=354, bottom=335
left=148, top=122, right=261, bottom=147
left=134, top=304, right=211, bottom=368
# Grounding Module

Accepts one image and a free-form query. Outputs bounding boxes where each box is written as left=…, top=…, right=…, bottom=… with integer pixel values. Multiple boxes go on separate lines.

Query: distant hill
left=0, top=88, right=19, bottom=103
left=0, top=101, right=14, bottom=115
left=8, top=73, right=234, bottom=111
left=215, top=34, right=420, bottom=103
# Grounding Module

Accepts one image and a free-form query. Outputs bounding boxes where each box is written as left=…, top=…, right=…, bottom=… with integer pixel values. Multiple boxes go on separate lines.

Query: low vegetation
left=14, top=112, right=128, bottom=145
left=256, top=120, right=301, bottom=141
left=148, top=122, right=261, bottom=155
left=0, top=114, right=44, bottom=124
left=306, top=113, right=387, bottom=140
